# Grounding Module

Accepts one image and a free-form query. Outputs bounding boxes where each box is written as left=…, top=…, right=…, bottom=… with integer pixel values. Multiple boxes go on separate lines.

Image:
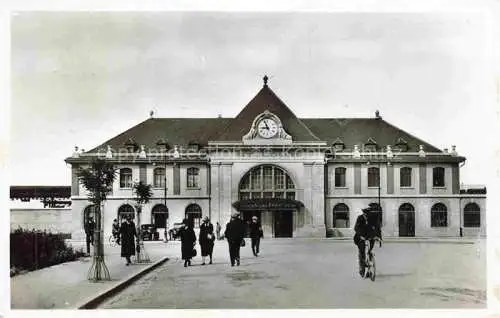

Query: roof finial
left=263, top=75, right=268, bottom=86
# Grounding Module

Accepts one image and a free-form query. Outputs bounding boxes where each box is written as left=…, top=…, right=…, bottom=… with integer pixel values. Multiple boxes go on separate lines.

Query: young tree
left=133, top=181, right=153, bottom=263
left=77, top=158, right=116, bottom=281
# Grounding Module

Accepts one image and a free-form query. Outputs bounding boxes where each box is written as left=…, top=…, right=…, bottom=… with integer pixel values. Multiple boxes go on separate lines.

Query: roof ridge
left=265, top=87, right=322, bottom=141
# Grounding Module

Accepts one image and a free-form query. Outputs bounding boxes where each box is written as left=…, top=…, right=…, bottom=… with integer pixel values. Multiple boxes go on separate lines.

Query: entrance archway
left=151, top=204, right=168, bottom=228
left=398, top=203, right=415, bottom=237
left=237, top=165, right=298, bottom=238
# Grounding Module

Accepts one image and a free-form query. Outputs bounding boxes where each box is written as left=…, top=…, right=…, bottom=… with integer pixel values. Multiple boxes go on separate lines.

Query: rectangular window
left=251, top=170, right=261, bottom=190
left=240, top=192, right=250, bottom=200
left=263, top=192, right=273, bottom=198
left=286, top=192, right=295, bottom=200
left=274, top=169, right=284, bottom=189
left=433, top=167, right=445, bottom=187
left=400, top=167, right=412, bottom=187
left=367, top=167, right=380, bottom=188
left=263, top=166, right=273, bottom=189
left=286, top=175, right=295, bottom=189
left=251, top=192, right=262, bottom=199
left=187, top=168, right=200, bottom=188
left=120, top=169, right=133, bottom=188
left=154, top=168, right=166, bottom=188
left=335, top=167, right=346, bottom=187
left=274, top=192, right=284, bottom=199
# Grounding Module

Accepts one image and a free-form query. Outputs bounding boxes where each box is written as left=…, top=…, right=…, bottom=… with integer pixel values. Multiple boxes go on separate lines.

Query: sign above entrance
left=233, top=198, right=303, bottom=211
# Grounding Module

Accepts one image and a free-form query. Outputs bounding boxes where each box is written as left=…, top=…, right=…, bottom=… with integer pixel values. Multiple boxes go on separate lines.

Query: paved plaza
left=100, top=238, right=486, bottom=309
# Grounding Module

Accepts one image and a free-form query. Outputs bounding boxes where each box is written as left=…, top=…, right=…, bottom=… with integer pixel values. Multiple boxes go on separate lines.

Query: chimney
left=375, top=110, right=381, bottom=119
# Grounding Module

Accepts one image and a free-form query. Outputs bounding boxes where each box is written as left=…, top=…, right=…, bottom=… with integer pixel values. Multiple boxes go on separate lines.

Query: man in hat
left=353, top=204, right=382, bottom=277
left=249, top=215, right=263, bottom=256
left=224, top=212, right=245, bottom=266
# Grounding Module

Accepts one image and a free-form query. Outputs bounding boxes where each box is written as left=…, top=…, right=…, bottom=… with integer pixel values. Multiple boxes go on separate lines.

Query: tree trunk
left=88, top=203, right=110, bottom=281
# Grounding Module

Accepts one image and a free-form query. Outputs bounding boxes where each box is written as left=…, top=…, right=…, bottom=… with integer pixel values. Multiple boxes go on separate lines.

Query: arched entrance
left=185, top=204, right=202, bottom=229
left=236, top=165, right=299, bottom=238
left=398, top=203, right=415, bottom=237
left=152, top=204, right=169, bottom=229
left=118, top=204, right=135, bottom=225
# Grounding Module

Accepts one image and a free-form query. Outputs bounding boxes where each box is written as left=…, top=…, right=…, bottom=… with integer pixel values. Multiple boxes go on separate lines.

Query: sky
left=9, top=10, right=499, bottom=186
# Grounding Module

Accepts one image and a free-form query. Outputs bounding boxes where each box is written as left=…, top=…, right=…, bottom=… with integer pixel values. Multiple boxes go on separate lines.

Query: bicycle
left=108, top=234, right=120, bottom=247
left=363, top=237, right=381, bottom=281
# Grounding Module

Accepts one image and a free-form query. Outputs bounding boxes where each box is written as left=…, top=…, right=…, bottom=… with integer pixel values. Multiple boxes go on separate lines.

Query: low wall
left=10, top=208, right=73, bottom=235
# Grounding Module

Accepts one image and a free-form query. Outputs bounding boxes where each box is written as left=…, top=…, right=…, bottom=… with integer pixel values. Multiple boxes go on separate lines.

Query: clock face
left=257, top=118, right=279, bottom=138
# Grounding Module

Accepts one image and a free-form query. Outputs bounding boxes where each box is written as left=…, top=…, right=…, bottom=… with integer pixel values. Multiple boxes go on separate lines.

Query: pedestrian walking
left=179, top=218, right=196, bottom=267
left=199, top=216, right=215, bottom=265
left=249, top=216, right=263, bottom=256
left=120, top=215, right=137, bottom=266
left=224, top=212, right=245, bottom=266
left=84, top=216, right=95, bottom=255
left=112, top=218, right=120, bottom=245
left=216, top=222, right=221, bottom=240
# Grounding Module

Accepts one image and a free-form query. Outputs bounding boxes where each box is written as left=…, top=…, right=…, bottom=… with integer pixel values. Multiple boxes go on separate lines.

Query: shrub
left=10, top=228, right=85, bottom=276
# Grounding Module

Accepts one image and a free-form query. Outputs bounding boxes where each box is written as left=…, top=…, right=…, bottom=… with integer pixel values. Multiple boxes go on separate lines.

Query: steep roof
left=87, top=118, right=232, bottom=152
left=214, top=84, right=321, bottom=142
left=301, top=118, right=441, bottom=152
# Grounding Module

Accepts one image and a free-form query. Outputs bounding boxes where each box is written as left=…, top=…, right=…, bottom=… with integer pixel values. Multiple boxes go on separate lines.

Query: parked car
left=168, top=222, right=184, bottom=241
left=141, top=224, right=160, bottom=241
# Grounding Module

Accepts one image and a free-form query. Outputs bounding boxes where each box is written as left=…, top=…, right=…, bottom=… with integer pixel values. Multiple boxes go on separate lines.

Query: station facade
left=65, top=78, right=486, bottom=240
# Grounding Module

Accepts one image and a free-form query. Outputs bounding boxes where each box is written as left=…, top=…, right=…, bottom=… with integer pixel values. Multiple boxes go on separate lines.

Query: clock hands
left=263, top=120, right=270, bottom=130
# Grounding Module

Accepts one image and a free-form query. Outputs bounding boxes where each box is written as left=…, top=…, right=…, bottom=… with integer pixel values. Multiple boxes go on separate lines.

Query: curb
left=76, top=256, right=169, bottom=309
left=324, top=238, right=477, bottom=244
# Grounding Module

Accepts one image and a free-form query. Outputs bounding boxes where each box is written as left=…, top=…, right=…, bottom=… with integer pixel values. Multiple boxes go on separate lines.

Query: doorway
left=274, top=210, right=293, bottom=237
left=398, top=203, right=415, bottom=237
left=242, top=211, right=262, bottom=238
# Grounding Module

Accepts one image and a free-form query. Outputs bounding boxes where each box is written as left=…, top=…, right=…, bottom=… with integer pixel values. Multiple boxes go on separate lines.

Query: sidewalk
left=324, top=236, right=482, bottom=244
left=10, top=241, right=175, bottom=309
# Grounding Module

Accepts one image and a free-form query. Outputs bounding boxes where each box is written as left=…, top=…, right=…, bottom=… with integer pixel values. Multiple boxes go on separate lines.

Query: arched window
left=367, top=167, right=380, bottom=188
left=333, top=203, right=349, bottom=228
left=118, top=204, right=135, bottom=225
left=120, top=168, right=133, bottom=188
left=153, top=168, right=166, bottom=188
left=464, top=203, right=480, bottom=228
left=433, top=167, right=445, bottom=187
left=431, top=203, right=448, bottom=227
left=399, top=203, right=415, bottom=213
left=185, top=204, right=202, bottom=228
left=151, top=204, right=168, bottom=228
left=400, top=167, right=412, bottom=187
left=239, top=165, right=296, bottom=200
left=335, top=167, right=347, bottom=187
left=187, top=167, right=200, bottom=188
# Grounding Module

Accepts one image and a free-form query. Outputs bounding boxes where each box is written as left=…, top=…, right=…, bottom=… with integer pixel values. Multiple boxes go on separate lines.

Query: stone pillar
left=220, top=163, right=233, bottom=225
left=210, top=163, right=221, bottom=224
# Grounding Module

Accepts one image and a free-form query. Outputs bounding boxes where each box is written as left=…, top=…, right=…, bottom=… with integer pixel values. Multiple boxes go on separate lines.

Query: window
left=153, top=168, right=166, bottom=188
left=333, top=203, right=349, bottom=228
left=239, top=165, right=296, bottom=199
left=152, top=204, right=168, bottom=228
left=187, top=167, right=200, bottom=188
left=367, top=167, right=380, bottom=187
left=118, top=204, right=135, bottom=225
left=120, top=168, right=133, bottom=188
left=335, top=167, right=346, bottom=187
left=431, top=203, right=448, bottom=227
left=185, top=204, right=202, bottom=228
left=464, top=203, right=480, bottom=228
left=400, top=167, right=412, bottom=187
left=433, top=167, right=445, bottom=187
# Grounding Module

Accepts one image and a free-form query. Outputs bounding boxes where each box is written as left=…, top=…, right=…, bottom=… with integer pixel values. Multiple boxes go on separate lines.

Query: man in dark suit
left=353, top=204, right=382, bottom=277
left=84, top=216, right=95, bottom=255
left=249, top=216, right=263, bottom=256
left=224, top=213, right=245, bottom=266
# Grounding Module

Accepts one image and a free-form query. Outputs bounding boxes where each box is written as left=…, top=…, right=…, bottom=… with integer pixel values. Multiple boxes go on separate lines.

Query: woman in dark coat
left=199, top=216, right=215, bottom=265
left=120, top=215, right=137, bottom=265
left=178, top=218, right=196, bottom=267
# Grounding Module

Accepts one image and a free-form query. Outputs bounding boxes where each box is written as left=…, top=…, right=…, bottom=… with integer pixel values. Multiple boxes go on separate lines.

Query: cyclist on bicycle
left=112, top=218, right=120, bottom=245
left=353, top=203, right=382, bottom=277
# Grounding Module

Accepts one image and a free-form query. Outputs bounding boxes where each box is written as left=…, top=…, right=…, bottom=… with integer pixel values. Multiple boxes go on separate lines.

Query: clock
left=257, top=118, right=279, bottom=138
